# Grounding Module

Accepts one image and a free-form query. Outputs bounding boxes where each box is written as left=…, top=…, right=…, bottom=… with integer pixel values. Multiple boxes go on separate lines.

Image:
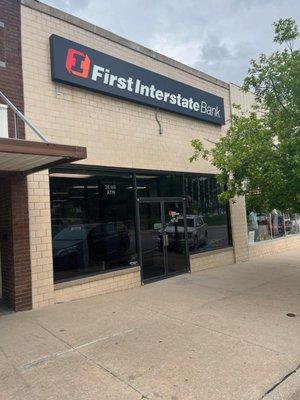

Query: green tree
left=191, top=18, right=300, bottom=212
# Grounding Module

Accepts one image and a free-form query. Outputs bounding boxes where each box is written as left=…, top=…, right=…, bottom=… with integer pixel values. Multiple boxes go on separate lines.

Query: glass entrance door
left=138, top=198, right=189, bottom=282
left=139, top=201, right=165, bottom=280
left=163, top=201, right=188, bottom=276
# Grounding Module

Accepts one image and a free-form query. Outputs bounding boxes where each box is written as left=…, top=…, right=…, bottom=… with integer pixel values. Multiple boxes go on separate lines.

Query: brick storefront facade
left=0, top=0, right=25, bottom=139
left=0, top=0, right=32, bottom=311
left=0, top=176, right=32, bottom=311
left=0, top=0, right=299, bottom=310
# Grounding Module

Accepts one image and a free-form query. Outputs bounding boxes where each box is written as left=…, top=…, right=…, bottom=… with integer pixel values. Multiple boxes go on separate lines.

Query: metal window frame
left=137, top=196, right=190, bottom=283
left=50, top=164, right=232, bottom=281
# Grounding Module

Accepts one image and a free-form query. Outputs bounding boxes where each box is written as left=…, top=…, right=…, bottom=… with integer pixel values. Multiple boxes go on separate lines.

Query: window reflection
left=136, top=173, right=230, bottom=253
left=247, top=209, right=299, bottom=244
left=50, top=172, right=137, bottom=282
left=248, top=211, right=272, bottom=243
left=271, top=210, right=285, bottom=238
left=136, top=174, right=183, bottom=197
left=50, top=169, right=232, bottom=282
left=185, top=176, right=230, bottom=252
left=284, top=214, right=300, bottom=235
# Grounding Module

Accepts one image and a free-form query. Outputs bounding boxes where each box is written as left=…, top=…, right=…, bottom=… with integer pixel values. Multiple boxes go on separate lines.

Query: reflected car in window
left=53, top=222, right=130, bottom=271
left=158, top=214, right=208, bottom=251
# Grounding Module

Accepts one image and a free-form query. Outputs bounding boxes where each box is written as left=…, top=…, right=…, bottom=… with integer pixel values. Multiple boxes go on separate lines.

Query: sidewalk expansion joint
left=17, top=322, right=149, bottom=399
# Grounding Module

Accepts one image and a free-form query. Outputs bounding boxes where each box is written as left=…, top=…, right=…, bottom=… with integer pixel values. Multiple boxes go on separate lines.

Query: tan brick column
left=27, top=170, right=54, bottom=308
left=229, top=196, right=249, bottom=262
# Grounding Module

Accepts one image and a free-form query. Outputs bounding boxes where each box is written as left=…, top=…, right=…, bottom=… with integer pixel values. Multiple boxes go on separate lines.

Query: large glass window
left=284, top=213, right=300, bottom=235
left=50, top=168, right=232, bottom=283
left=50, top=171, right=137, bottom=282
left=136, top=174, right=183, bottom=198
left=247, top=209, right=299, bottom=244
left=247, top=212, right=272, bottom=243
left=136, top=174, right=184, bottom=235
left=185, top=176, right=230, bottom=252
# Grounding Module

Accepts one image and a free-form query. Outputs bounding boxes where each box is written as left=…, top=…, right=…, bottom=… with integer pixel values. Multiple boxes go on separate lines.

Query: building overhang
left=0, top=137, right=87, bottom=176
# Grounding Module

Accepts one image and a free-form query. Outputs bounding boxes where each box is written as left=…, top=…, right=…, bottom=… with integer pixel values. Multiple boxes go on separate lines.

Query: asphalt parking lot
left=0, top=248, right=299, bottom=400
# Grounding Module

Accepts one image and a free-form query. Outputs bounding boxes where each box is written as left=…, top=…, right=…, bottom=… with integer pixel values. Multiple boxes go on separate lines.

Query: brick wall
left=229, top=197, right=249, bottom=262
left=0, top=177, right=32, bottom=311
left=27, top=171, right=54, bottom=309
left=21, top=5, right=231, bottom=174
left=249, top=235, right=300, bottom=259
left=0, top=178, right=13, bottom=304
left=20, top=2, right=298, bottom=309
left=0, top=1, right=32, bottom=311
left=54, top=267, right=141, bottom=303
left=0, top=0, right=25, bottom=139
left=190, top=248, right=235, bottom=272
left=20, top=3, right=234, bottom=306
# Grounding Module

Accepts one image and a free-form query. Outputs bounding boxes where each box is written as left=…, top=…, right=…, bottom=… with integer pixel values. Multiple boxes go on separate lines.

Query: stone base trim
left=248, top=235, right=300, bottom=259
left=190, top=247, right=235, bottom=272
left=54, top=266, right=141, bottom=303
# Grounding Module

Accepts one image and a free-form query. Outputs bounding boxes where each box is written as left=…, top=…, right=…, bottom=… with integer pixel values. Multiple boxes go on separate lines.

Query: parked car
left=158, top=214, right=208, bottom=251
left=53, top=222, right=130, bottom=271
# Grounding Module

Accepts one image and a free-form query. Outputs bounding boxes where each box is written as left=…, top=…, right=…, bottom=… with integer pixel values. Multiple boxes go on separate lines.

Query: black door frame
left=137, top=196, right=190, bottom=283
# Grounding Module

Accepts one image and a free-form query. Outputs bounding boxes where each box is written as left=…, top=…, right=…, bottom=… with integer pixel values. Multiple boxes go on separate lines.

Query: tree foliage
left=191, top=18, right=300, bottom=212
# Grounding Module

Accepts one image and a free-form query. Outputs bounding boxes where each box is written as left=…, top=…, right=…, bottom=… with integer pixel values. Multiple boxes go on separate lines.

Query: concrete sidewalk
left=0, top=249, right=299, bottom=400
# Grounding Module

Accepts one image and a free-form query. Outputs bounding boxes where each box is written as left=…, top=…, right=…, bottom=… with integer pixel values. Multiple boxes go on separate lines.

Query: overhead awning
left=0, top=137, right=87, bottom=176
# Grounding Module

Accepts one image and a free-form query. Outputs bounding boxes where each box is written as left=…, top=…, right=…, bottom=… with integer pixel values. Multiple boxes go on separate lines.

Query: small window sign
left=104, top=184, right=116, bottom=195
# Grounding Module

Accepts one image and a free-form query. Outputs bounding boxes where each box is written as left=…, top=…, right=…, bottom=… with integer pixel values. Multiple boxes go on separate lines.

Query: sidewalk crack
left=259, top=363, right=300, bottom=399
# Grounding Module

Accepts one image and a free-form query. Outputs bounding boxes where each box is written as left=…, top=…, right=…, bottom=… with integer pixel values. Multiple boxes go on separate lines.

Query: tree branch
left=269, top=76, right=291, bottom=114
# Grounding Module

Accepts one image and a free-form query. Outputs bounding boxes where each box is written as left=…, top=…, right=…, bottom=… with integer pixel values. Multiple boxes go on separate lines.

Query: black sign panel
left=50, top=35, right=225, bottom=125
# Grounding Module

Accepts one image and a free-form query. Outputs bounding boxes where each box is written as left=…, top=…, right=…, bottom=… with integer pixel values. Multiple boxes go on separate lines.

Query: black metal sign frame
left=50, top=34, right=225, bottom=125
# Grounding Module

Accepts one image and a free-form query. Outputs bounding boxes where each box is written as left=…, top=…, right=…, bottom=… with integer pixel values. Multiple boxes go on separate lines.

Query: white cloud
left=148, top=33, right=201, bottom=67
left=41, top=0, right=300, bottom=84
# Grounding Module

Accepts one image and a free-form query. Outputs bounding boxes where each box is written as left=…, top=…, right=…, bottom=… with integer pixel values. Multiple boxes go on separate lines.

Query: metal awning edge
left=0, top=137, right=87, bottom=159
left=0, top=138, right=87, bottom=176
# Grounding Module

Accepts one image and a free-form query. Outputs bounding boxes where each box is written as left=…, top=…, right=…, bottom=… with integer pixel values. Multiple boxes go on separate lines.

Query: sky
left=41, top=0, right=300, bottom=84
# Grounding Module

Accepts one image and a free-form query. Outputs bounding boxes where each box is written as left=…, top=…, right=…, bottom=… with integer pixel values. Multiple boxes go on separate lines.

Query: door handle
left=163, top=234, right=169, bottom=247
